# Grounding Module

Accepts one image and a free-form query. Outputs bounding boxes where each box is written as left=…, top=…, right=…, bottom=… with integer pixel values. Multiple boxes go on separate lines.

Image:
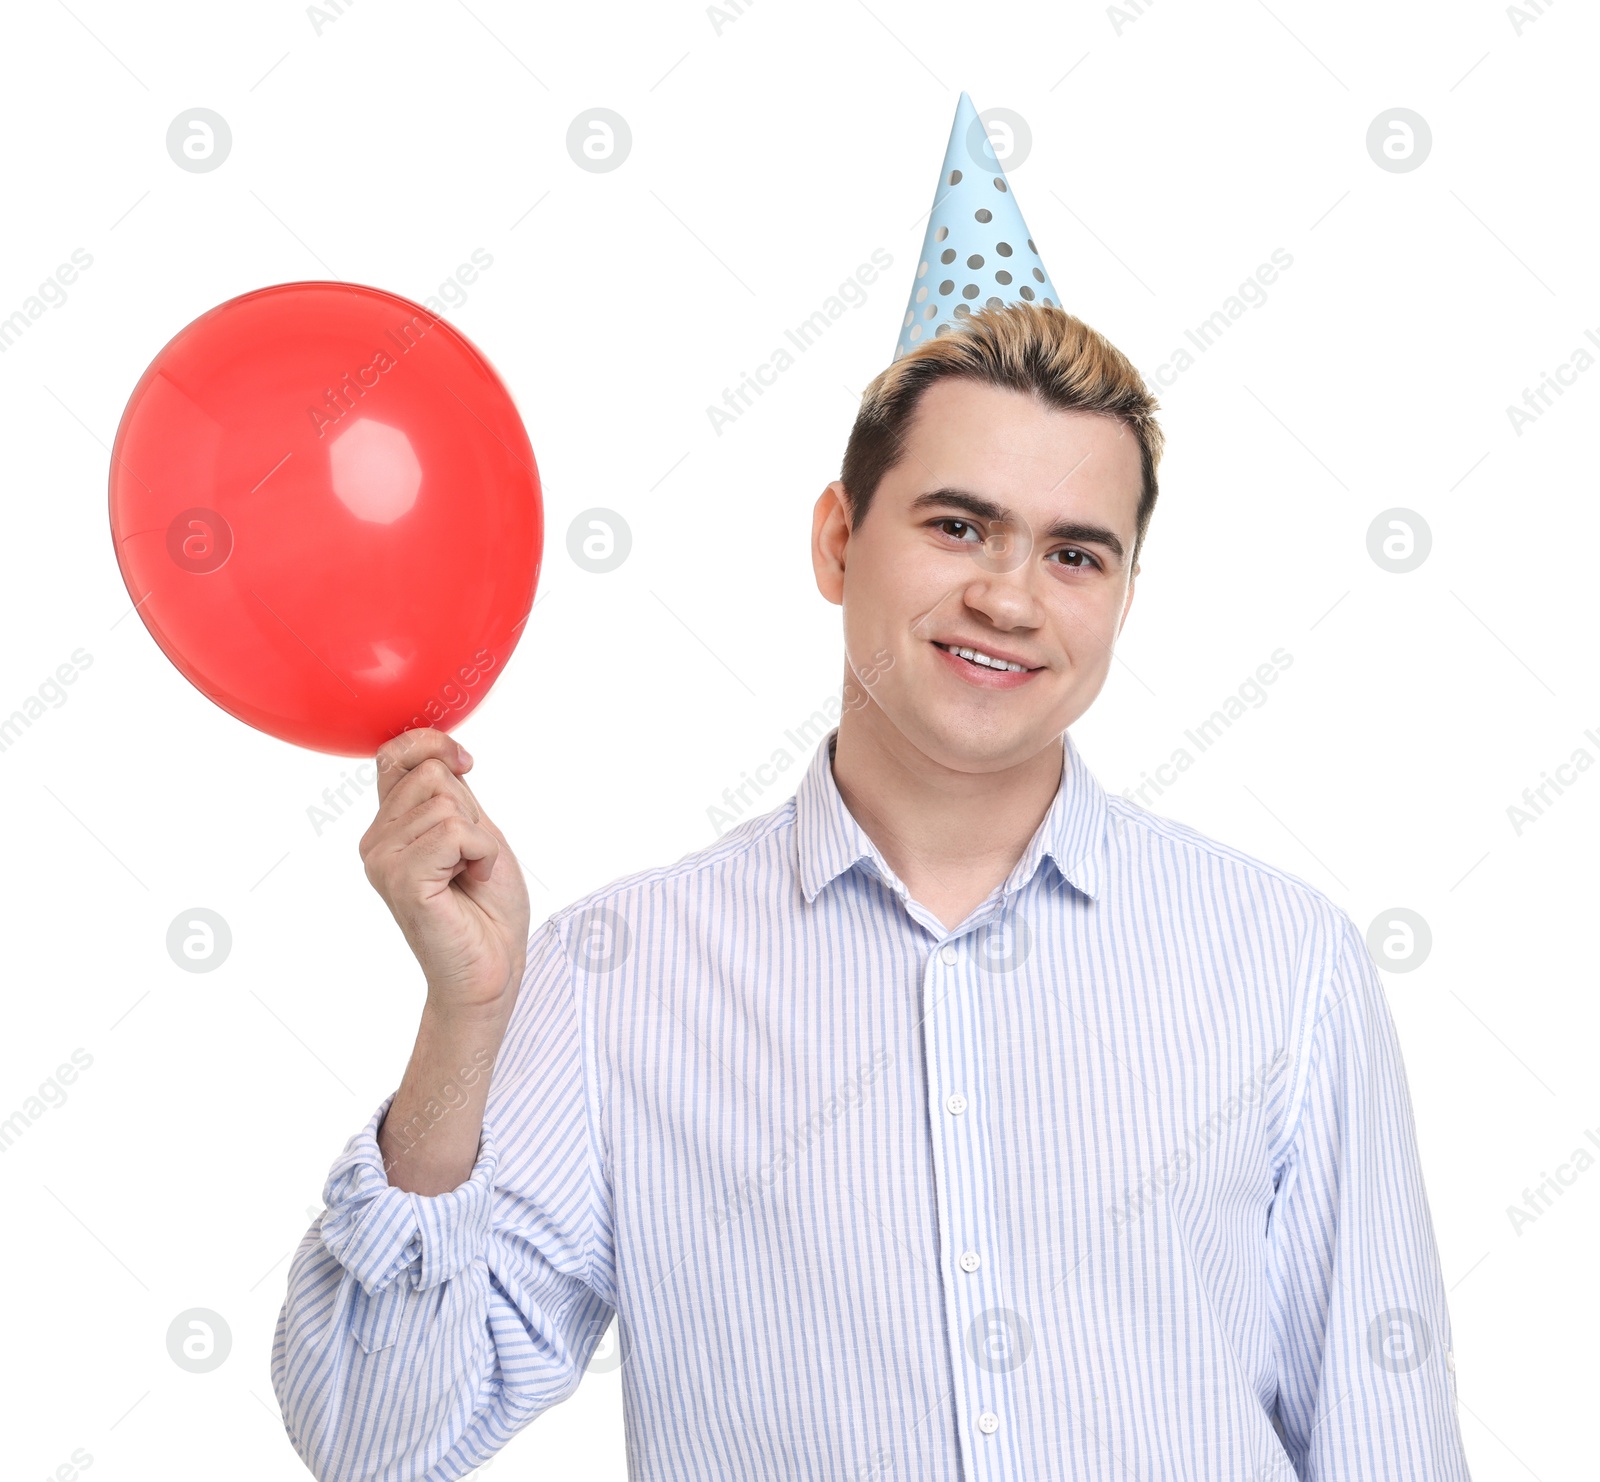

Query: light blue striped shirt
left=274, top=725, right=1471, bottom=1480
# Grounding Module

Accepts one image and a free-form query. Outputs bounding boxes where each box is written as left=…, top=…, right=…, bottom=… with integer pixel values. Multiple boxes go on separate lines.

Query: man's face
left=812, top=376, right=1144, bottom=772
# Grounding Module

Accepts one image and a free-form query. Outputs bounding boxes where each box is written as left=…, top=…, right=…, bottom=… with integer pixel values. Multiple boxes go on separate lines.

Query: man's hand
left=359, top=728, right=530, bottom=1018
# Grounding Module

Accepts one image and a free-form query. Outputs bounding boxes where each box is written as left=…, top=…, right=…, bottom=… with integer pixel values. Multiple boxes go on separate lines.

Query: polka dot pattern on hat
left=893, top=91, right=1060, bottom=361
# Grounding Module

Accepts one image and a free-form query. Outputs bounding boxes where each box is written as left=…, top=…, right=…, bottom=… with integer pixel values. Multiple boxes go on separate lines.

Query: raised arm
left=271, top=731, right=615, bottom=1480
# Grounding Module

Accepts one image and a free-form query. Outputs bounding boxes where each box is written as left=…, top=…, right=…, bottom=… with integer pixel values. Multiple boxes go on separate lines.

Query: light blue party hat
left=894, top=91, right=1060, bottom=361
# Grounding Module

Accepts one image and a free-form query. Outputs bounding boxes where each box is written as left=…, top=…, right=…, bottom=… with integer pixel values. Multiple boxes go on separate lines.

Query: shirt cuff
left=318, top=1089, right=499, bottom=1296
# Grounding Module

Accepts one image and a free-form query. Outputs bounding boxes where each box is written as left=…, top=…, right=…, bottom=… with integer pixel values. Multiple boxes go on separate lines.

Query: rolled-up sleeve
left=272, top=917, right=616, bottom=1482
left=1267, top=908, right=1471, bottom=1479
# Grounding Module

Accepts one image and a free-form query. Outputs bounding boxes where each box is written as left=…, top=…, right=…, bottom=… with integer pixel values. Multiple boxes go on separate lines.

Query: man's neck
left=830, top=708, right=1065, bottom=932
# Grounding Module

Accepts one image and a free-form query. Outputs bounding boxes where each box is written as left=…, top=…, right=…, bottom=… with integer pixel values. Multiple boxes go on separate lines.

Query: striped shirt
left=273, top=724, right=1471, bottom=1480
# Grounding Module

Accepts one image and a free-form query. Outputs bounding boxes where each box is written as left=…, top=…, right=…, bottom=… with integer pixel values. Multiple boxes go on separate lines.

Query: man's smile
left=931, top=638, right=1046, bottom=687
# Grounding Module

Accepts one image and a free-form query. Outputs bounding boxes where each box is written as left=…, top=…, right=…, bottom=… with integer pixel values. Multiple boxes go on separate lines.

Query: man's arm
left=379, top=996, right=510, bottom=1195
left=272, top=918, right=616, bottom=1482
left=271, top=731, right=614, bottom=1480
left=1266, top=909, right=1471, bottom=1479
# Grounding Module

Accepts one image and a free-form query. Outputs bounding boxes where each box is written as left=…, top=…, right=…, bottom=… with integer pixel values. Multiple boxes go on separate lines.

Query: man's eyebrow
left=909, top=488, right=1127, bottom=563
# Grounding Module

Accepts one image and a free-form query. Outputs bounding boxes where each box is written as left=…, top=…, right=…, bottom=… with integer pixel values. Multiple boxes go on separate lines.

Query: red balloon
left=108, top=281, right=542, bottom=756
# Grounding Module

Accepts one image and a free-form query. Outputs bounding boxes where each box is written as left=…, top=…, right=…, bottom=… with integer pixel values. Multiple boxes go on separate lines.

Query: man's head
left=812, top=301, right=1164, bottom=773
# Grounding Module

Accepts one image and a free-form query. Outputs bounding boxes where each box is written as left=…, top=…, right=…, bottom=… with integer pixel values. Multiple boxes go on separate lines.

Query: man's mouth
left=932, top=641, right=1040, bottom=674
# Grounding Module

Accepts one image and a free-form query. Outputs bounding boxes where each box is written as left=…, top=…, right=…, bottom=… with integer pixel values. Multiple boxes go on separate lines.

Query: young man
left=275, top=103, right=1470, bottom=1482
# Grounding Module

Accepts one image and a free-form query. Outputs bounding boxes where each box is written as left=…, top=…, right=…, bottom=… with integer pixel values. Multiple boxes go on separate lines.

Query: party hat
left=894, top=91, right=1060, bottom=361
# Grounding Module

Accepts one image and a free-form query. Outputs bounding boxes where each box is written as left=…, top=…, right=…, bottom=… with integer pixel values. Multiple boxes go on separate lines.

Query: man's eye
left=1050, top=547, right=1098, bottom=569
left=935, top=518, right=981, bottom=542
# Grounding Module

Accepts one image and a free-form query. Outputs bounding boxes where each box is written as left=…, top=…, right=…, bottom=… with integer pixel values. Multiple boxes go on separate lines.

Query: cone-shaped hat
left=895, top=92, right=1060, bottom=361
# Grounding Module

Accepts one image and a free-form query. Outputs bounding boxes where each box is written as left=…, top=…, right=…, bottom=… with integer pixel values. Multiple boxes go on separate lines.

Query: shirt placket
left=921, top=923, right=1022, bottom=1481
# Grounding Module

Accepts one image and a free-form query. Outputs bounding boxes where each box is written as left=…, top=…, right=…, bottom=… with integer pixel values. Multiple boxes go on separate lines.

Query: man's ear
left=1118, top=561, right=1138, bottom=635
left=812, top=480, right=852, bottom=606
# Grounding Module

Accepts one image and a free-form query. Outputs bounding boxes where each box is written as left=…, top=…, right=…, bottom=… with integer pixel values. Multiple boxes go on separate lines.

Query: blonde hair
left=840, top=301, right=1166, bottom=564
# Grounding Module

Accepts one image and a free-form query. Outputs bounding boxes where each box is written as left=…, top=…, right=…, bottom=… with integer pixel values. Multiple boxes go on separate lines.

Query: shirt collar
left=795, top=725, right=1107, bottom=907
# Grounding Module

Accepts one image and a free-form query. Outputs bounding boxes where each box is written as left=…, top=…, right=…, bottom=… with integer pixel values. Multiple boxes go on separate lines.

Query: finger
left=404, top=814, right=499, bottom=887
left=372, top=727, right=473, bottom=807
left=360, top=758, right=487, bottom=869
left=384, top=756, right=482, bottom=826
left=384, top=791, right=479, bottom=853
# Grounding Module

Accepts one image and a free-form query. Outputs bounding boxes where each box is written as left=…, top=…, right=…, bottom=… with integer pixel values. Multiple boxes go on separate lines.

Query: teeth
left=940, top=643, right=1027, bottom=673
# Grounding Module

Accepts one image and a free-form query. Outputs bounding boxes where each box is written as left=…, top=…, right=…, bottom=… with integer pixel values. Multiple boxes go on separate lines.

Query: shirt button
left=946, top=1092, right=968, bottom=1115
left=959, top=1249, right=981, bottom=1273
left=978, top=1411, right=999, bottom=1435
left=940, top=942, right=958, bottom=964
left=1446, top=1350, right=1456, bottom=1373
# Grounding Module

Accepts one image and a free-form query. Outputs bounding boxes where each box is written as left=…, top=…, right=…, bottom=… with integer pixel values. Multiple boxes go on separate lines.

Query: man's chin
left=880, top=702, right=1060, bottom=774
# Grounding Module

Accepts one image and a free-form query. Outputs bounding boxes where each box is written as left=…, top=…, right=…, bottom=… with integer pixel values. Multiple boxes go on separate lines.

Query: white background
left=1, top=0, right=1594, bottom=1477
